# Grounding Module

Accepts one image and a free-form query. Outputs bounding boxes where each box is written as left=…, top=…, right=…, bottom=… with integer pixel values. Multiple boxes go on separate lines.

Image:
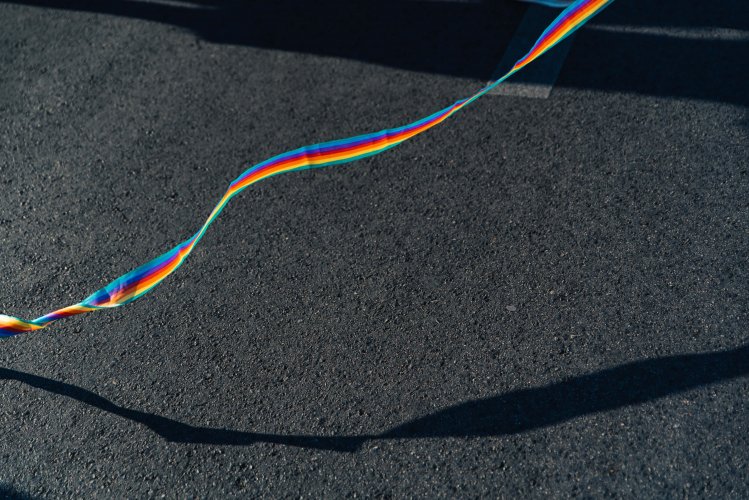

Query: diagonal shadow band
left=2, top=0, right=748, bottom=107
left=2, top=343, right=747, bottom=452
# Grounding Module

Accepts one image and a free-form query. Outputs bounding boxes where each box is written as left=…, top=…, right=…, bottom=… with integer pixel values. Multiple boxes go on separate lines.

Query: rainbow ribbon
left=1, top=0, right=613, bottom=337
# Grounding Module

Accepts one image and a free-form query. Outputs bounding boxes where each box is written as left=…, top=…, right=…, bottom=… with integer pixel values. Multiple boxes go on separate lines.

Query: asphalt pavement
left=0, top=0, right=747, bottom=497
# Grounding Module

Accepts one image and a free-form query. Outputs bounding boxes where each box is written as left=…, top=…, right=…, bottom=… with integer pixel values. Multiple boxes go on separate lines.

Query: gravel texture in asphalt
left=0, top=0, right=747, bottom=497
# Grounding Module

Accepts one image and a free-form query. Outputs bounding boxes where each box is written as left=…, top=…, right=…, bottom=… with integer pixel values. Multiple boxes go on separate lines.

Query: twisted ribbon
left=1, top=0, right=614, bottom=337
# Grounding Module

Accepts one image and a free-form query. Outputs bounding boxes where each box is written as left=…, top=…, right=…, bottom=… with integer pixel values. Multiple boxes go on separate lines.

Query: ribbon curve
left=1, top=0, right=614, bottom=337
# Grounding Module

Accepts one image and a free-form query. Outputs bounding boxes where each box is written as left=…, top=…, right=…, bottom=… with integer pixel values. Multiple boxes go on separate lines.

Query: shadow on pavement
left=561, top=0, right=749, bottom=108
left=0, top=483, right=36, bottom=500
left=1, top=0, right=747, bottom=107
left=0, top=0, right=525, bottom=81
left=2, top=343, right=746, bottom=452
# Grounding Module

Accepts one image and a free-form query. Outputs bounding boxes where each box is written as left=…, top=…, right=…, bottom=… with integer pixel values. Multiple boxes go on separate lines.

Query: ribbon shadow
left=1, top=343, right=747, bottom=452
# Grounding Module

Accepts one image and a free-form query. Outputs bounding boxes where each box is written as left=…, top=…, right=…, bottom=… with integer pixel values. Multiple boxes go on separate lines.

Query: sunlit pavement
left=0, top=0, right=747, bottom=497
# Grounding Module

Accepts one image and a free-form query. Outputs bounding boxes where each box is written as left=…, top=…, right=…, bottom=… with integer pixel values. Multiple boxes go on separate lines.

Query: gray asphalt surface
left=0, top=0, right=747, bottom=497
